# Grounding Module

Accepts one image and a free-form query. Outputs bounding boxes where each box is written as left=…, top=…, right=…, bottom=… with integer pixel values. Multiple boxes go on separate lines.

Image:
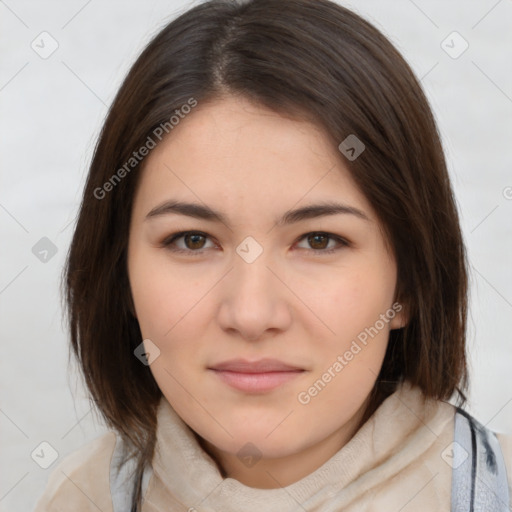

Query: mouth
left=207, top=358, right=306, bottom=393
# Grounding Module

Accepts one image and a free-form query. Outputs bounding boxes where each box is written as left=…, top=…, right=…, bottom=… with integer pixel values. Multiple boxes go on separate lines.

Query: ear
left=388, top=301, right=408, bottom=330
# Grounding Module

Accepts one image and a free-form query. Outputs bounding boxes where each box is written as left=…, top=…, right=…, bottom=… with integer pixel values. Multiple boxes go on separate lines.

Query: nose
left=217, top=249, right=292, bottom=342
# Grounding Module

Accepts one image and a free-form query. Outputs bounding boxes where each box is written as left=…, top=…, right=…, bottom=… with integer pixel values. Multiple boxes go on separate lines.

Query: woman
left=34, top=0, right=511, bottom=510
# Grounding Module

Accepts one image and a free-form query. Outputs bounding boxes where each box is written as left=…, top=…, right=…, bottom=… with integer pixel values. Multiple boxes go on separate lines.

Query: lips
left=208, top=358, right=305, bottom=393
left=209, top=358, right=304, bottom=373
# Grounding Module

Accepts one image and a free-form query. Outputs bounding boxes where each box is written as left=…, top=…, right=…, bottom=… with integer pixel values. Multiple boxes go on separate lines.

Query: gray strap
left=451, top=409, right=510, bottom=512
left=451, top=409, right=474, bottom=511
left=110, top=435, right=153, bottom=512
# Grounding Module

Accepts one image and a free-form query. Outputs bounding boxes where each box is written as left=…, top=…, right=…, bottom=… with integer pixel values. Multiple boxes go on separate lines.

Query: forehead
left=132, top=96, right=375, bottom=222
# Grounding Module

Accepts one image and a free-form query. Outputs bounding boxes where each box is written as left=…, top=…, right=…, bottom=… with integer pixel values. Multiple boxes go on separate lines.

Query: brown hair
left=63, top=0, right=469, bottom=508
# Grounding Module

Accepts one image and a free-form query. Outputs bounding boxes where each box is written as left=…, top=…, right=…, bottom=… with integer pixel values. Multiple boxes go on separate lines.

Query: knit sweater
left=33, top=382, right=512, bottom=511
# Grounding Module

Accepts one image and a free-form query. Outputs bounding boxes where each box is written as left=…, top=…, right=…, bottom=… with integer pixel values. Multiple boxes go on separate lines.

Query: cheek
left=129, top=247, right=207, bottom=340
left=300, top=265, right=394, bottom=343
left=297, top=263, right=395, bottom=399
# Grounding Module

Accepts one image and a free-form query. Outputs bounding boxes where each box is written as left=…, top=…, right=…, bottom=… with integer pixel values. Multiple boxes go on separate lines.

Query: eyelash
left=160, top=231, right=350, bottom=256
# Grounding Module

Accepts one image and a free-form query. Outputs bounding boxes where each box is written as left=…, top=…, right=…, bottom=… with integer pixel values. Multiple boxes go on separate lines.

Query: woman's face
left=127, top=95, right=405, bottom=484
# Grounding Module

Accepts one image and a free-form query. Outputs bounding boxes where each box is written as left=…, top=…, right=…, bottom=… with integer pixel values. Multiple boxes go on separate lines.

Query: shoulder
left=496, top=431, right=512, bottom=501
left=33, top=431, right=117, bottom=512
left=453, top=407, right=512, bottom=509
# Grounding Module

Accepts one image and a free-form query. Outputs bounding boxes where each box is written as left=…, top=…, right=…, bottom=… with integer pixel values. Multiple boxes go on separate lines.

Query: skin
left=127, top=94, right=406, bottom=489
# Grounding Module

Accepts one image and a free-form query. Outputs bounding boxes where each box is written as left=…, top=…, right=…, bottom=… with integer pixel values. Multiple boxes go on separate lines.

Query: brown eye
left=161, top=231, right=216, bottom=255
left=184, top=233, right=206, bottom=250
left=308, top=233, right=329, bottom=250
left=295, top=232, right=349, bottom=254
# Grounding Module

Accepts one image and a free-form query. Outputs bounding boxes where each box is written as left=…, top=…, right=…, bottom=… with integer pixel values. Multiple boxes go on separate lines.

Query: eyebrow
left=145, top=200, right=370, bottom=226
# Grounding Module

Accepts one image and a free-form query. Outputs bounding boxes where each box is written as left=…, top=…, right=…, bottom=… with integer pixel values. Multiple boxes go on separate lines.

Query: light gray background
left=1, top=1, right=511, bottom=510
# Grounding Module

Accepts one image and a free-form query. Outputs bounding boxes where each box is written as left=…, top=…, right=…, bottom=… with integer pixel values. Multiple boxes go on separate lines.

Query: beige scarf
left=141, top=381, right=455, bottom=511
